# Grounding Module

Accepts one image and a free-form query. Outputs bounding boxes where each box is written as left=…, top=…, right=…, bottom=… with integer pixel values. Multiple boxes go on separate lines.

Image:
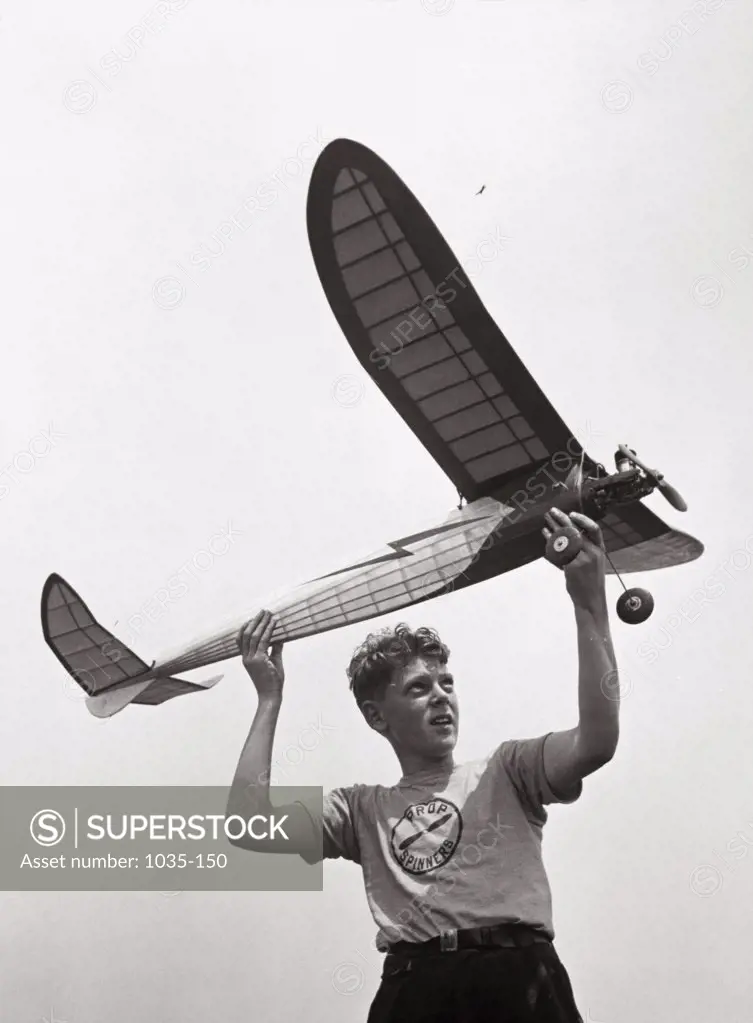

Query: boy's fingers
left=249, top=610, right=271, bottom=641
left=238, top=611, right=266, bottom=656
left=571, top=512, right=604, bottom=547
left=259, top=616, right=275, bottom=650
left=544, top=511, right=559, bottom=531
left=570, top=511, right=597, bottom=531
left=237, top=618, right=254, bottom=655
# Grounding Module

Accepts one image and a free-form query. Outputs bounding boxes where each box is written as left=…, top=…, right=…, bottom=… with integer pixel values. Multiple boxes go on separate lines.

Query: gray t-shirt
left=300, top=732, right=581, bottom=949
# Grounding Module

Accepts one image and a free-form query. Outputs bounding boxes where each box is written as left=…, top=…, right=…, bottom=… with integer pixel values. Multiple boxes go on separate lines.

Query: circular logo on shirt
left=390, top=798, right=463, bottom=875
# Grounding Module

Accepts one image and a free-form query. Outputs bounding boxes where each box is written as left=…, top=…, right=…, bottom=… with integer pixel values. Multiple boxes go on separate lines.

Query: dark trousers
left=367, top=943, right=583, bottom=1022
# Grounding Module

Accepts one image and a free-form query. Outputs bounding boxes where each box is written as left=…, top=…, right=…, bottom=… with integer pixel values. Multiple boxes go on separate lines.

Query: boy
left=226, top=508, right=619, bottom=1021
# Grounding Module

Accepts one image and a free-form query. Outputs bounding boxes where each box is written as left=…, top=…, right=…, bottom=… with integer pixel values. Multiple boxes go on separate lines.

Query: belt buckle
left=440, top=930, right=458, bottom=952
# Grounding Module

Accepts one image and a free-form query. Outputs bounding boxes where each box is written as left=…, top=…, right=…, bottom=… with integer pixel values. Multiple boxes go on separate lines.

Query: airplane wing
left=306, top=139, right=703, bottom=580
left=440, top=501, right=704, bottom=602
left=307, top=138, right=581, bottom=504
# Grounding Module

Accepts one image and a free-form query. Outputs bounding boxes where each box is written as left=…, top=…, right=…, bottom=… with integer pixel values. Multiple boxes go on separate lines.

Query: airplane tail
left=41, top=574, right=222, bottom=718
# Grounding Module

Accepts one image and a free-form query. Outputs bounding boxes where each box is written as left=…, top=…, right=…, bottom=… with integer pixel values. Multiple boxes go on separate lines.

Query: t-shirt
left=299, top=733, right=581, bottom=950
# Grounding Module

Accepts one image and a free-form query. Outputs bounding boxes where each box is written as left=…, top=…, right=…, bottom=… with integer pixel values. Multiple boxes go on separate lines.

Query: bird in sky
left=475, top=185, right=486, bottom=195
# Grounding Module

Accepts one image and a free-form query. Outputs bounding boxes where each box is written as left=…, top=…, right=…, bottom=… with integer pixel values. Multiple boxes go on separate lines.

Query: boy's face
left=366, top=655, right=459, bottom=758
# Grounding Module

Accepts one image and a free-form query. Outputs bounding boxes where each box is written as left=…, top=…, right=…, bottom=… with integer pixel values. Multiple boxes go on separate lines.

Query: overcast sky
left=2, top=0, right=753, bottom=1020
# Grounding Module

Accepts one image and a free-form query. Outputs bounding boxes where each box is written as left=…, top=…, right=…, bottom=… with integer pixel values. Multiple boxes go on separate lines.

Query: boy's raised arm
left=225, top=612, right=318, bottom=858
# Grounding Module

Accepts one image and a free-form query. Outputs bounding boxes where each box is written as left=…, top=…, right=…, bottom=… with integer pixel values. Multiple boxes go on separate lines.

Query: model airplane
left=42, top=139, right=703, bottom=718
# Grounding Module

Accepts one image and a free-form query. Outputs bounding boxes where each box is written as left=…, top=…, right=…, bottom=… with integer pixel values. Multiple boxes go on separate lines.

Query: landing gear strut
left=546, top=525, right=656, bottom=624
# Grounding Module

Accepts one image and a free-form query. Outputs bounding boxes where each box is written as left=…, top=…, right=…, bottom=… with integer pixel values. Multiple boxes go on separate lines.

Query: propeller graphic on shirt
left=398, top=812, right=454, bottom=851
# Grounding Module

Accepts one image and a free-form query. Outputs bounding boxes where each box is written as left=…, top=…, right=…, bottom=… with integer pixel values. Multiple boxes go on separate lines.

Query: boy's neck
left=396, top=750, right=455, bottom=780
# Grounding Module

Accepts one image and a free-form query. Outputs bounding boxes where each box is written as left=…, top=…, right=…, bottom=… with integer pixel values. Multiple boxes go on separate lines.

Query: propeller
left=617, top=443, right=688, bottom=512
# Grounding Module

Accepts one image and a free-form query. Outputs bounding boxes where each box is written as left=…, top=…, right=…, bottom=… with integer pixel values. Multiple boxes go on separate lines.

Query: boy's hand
left=237, top=611, right=285, bottom=700
left=543, top=508, right=607, bottom=612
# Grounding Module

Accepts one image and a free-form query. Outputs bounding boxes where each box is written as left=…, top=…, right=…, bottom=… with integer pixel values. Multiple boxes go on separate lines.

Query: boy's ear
left=360, top=700, right=388, bottom=734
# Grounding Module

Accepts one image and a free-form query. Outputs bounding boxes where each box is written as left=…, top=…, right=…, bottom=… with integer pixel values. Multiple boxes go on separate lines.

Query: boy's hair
left=347, top=623, right=450, bottom=707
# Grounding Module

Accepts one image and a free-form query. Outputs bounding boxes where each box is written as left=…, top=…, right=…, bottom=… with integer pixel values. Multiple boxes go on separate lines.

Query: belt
left=386, top=923, right=551, bottom=956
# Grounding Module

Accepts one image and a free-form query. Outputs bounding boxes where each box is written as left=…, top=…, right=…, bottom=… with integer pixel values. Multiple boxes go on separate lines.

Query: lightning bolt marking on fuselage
left=311, top=514, right=498, bottom=582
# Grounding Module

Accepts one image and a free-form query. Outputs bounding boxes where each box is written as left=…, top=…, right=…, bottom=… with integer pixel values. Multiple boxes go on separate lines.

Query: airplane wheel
left=545, top=526, right=583, bottom=567
left=616, top=587, right=654, bottom=624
